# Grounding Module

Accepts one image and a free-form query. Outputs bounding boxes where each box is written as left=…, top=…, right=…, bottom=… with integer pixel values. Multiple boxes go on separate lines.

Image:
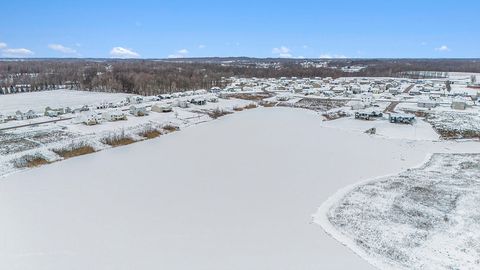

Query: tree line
left=1, top=59, right=479, bottom=95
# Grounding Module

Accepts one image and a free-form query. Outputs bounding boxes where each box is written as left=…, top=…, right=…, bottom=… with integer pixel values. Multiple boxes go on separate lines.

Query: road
left=0, top=117, right=73, bottom=131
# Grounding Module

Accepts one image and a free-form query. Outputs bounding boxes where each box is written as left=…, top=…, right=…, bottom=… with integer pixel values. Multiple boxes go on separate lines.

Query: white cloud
left=435, top=45, right=450, bottom=52
left=110, top=47, right=140, bottom=58
left=272, top=46, right=292, bottom=58
left=0, top=42, right=7, bottom=49
left=48, top=44, right=77, bottom=54
left=2, top=48, right=34, bottom=57
left=168, top=48, right=189, bottom=58
left=319, top=53, right=347, bottom=59
left=198, top=44, right=206, bottom=49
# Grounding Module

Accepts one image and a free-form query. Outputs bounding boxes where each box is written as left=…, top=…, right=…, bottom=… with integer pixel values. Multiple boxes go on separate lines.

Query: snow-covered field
left=0, top=89, right=132, bottom=114
left=1, top=107, right=480, bottom=270
left=314, top=153, right=480, bottom=270
left=321, top=117, right=440, bottom=141
left=426, top=111, right=480, bottom=139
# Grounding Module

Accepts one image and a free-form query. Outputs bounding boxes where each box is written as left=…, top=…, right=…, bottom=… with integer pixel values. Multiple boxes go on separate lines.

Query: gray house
left=451, top=100, right=467, bottom=110
left=129, top=105, right=149, bottom=116
left=417, top=100, right=437, bottom=109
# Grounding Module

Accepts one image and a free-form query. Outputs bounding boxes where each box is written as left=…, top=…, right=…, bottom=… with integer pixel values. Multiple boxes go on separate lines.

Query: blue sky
left=1, top=0, right=478, bottom=58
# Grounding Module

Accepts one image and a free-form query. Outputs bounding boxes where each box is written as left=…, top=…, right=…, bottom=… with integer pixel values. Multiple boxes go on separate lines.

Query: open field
left=1, top=108, right=480, bottom=270
left=315, top=153, right=480, bottom=270
left=0, top=90, right=132, bottom=114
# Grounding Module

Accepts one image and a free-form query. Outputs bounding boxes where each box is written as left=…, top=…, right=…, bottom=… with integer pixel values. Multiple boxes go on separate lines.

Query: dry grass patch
left=102, top=131, right=136, bottom=147
left=54, top=145, right=96, bottom=159
left=259, top=101, right=277, bottom=107
left=233, top=107, right=244, bottom=112
left=140, top=129, right=162, bottom=139
left=163, top=124, right=180, bottom=133
left=208, top=108, right=232, bottom=119
left=244, top=103, right=258, bottom=109
left=12, top=154, right=50, bottom=168
left=104, top=137, right=135, bottom=147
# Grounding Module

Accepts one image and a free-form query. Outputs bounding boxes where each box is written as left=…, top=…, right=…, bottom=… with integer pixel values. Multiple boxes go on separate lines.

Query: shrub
left=208, top=108, right=232, bottom=119
left=102, top=130, right=135, bottom=147
left=53, top=142, right=96, bottom=159
left=12, top=154, right=50, bottom=168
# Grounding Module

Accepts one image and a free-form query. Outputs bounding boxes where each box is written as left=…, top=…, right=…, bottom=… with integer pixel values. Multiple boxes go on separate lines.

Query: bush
left=139, top=128, right=162, bottom=139
left=12, top=154, right=50, bottom=168
left=53, top=142, right=96, bottom=159
left=208, top=108, right=232, bottom=119
left=102, top=130, right=135, bottom=147
left=163, top=124, right=180, bottom=133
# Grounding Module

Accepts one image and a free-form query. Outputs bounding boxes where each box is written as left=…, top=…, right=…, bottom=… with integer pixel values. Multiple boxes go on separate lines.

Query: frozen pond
left=1, top=107, right=478, bottom=270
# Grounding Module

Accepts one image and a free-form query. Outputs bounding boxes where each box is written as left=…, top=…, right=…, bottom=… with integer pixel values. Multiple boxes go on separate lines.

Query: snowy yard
left=315, top=153, right=480, bottom=270
left=426, top=111, right=480, bottom=139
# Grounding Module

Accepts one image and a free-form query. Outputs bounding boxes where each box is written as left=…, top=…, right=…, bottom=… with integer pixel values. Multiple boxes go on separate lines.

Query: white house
left=96, top=102, right=109, bottom=110
left=417, top=98, right=437, bottom=109
left=360, top=93, right=374, bottom=106
left=76, top=112, right=100, bottom=125
left=127, top=96, right=144, bottom=104
left=129, top=105, right=149, bottom=116
left=15, top=110, right=38, bottom=120
left=174, top=100, right=190, bottom=108
left=151, top=103, right=173, bottom=113
left=302, top=88, right=318, bottom=96
left=102, top=110, right=127, bottom=121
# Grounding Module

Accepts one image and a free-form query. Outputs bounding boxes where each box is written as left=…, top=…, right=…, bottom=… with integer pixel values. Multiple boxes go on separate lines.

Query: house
left=159, top=94, right=172, bottom=100
left=417, top=100, right=437, bottom=109
left=209, top=87, right=222, bottom=93
left=129, top=105, right=149, bottom=116
left=389, top=113, right=415, bottom=124
left=348, top=101, right=366, bottom=110
left=44, top=107, right=71, bottom=116
left=45, top=110, right=60, bottom=117
left=102, top=110, right=127, bottom=121
left=96, top=102, right=109, bottom=110
left=302, top=89, right=318, bottom=96
left=174, top=100, right=190, bottom=108
left=77, top=112, right=99, bottom=125
left=194, top=89, right=208, bottom=95
left=151, top=103, right=173, bottom=113
left=355, top=109, right=383, bottom=120
left=190, top=97, right=207, bottom=105
left=451, top=98, right=468, bottom=110
left=0, top=115, right=5, bottom=123
left=360, top=92, right=374, bottom=106
left=15, top=110, right=38, bottom=120
left=73, top=105, right=90, bottom=114
left=389, top=88, right=401, bottom=95
left=127, top=96, right=144, bottom=104
left=331, top=86, right=346, bottom=94
left=276, top=94, right=291, bottom=101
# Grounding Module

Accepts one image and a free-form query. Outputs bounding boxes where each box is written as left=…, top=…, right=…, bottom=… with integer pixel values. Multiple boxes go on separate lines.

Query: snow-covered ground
left=321, top=117, right=440, bottom=141
left=1, top=107, right=480, bottom=270
left=0, top=89, right=132, bottom=114
left=314, top=153, right=480, bottom=270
